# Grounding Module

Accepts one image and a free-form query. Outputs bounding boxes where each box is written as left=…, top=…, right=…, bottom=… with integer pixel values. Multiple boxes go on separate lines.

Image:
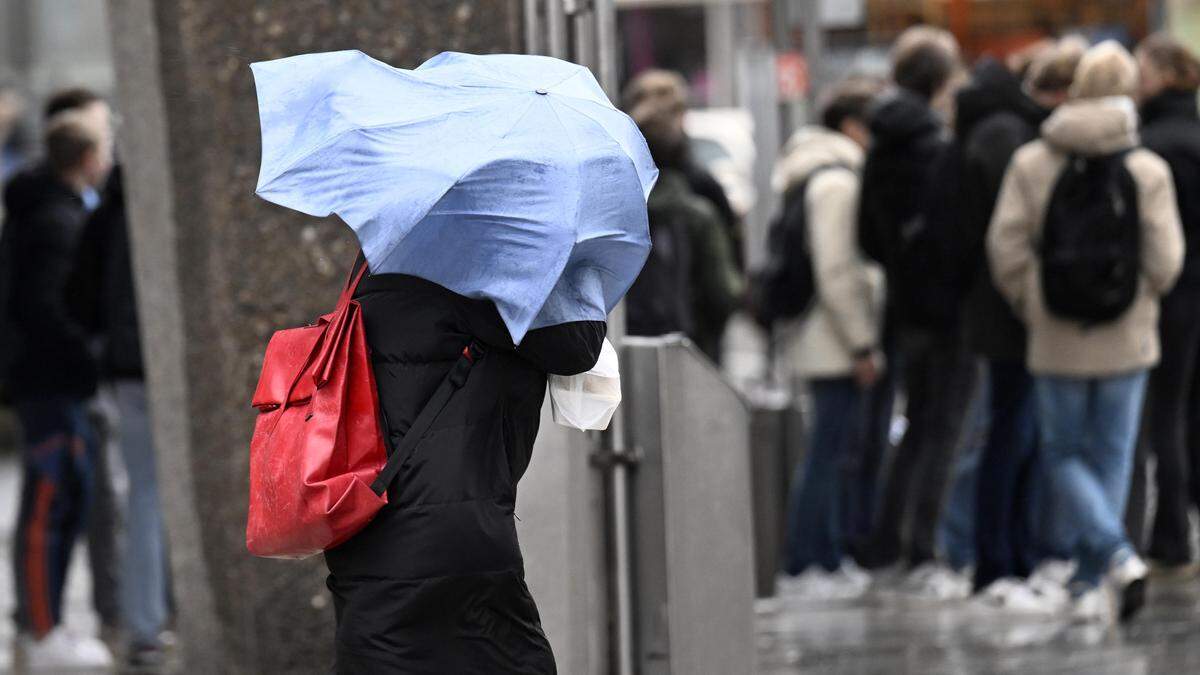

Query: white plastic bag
left=549, top=338, right=622, bottom=431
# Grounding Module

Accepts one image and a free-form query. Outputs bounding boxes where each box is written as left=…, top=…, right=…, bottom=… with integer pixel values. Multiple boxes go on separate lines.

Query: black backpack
left=1040, top=152, right=1140, bottom=324
left=752, top=165, right=844, bottom=326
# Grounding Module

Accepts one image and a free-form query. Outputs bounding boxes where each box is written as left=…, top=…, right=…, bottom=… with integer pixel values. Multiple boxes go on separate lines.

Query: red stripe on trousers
left=24, top=478, right=56, bottom=638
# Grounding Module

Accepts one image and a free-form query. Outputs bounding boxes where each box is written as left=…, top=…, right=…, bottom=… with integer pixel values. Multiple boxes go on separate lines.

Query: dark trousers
left=1128, top=287, right=1200, bottom=564
left=845, top=351, right=896, bottom=558
left=869, top=327, right=977, bottom=568
left=973, top=360, right=1038, bottom=589
left=11, top=397, right=95, bottom=637
left=784, top=378, right=862, bottom=574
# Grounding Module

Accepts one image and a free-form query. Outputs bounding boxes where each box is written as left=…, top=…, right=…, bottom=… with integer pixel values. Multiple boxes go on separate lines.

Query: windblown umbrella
left=251, top=50, right=656, bottom=341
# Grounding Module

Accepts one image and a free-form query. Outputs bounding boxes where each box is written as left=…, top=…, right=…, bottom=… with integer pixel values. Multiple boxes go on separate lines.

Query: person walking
left=1125, top=34, right=1200, bottom=575
left=774, top=78, right=884, bottom=598
left=857, top=27, right=976, bottom=596
left=624, top=93, right=743, bottom=358
left=68, top=166, right=172, bottom=669
left=955, top=40, right=1085, bottom=604
left=5, top=110, right=115, bottom=669
left=322, top=267, right=604, bottom=673
left=988, top=41, right=1184, bottom=623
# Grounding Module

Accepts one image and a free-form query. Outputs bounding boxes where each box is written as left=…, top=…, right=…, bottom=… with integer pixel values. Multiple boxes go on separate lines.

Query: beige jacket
left=987, top=97, right=1184, bottom=377
left=774, top=127, right=884, bottom=378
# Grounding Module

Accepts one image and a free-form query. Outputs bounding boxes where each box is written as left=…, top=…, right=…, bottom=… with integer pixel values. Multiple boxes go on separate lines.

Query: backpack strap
left=370, top=340, right=487, bottom=497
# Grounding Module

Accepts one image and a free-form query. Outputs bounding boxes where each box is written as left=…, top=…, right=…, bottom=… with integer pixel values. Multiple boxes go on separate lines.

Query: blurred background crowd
left=0, top=1, right=1199, bottom=673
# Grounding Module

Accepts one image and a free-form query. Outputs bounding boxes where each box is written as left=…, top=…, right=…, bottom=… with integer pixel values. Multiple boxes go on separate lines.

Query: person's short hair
left=1137, top=32, right=1200, bottom=93
left=1026, top=36, right=1088, bottom=94
left=820, top=76, right=884, bottom=131
left=621, top=69, right=688, bottom=116
left=890, top=26, right=961, bottom=99
left=44, top=110, right=100, bottom=174
left=1071, top=40, right=1139, bottom=100
left=43, top=87, right=103, bottom=120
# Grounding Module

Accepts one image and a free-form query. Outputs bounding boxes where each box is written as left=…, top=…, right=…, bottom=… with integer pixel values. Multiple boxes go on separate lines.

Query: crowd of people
left=758, top=27, right=1200, bottom=626
left=0, top=88, right=171, bottom=671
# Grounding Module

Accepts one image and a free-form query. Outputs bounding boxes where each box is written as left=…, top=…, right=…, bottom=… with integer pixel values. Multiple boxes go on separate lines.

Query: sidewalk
left=0, top=455, right=106, bottom=674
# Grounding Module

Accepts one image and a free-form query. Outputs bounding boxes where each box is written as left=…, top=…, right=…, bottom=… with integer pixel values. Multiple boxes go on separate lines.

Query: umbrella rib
left=371, top=95, right=542, bottom=269
left=259, top=98, right=505, bottom=191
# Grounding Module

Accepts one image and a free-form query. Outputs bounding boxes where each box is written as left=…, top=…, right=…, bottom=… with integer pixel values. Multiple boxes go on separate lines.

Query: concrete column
left=104, top=1, right=522, bottom=672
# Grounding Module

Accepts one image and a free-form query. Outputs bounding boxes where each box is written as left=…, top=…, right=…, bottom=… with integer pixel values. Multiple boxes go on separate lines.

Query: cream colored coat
left=774, top=127, right=884, bottom=378
left=987, top=97, right=1185, bottom=377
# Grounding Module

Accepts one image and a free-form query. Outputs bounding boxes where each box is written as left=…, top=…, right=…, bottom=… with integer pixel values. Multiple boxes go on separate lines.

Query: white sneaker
left=779, top=566, right=867, bottom=601
left=837, top=559, right=872, bottom=591
left=14, top=627, right=115, bottom=671
left=976, top=577, right=1067, bottom=616
left=903, top=562, right=972, bottom=600
left=1106, top=552, right=1149, bottom=622
left=1070, top=586, right=1115, bottom=624
left=1029, top=558, right=1076, bottom=588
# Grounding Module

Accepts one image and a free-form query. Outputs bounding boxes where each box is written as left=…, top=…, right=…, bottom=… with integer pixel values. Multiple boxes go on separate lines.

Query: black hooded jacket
left=2, top=164, right=97, bottom=398
left=1141, top=88, right=1200, bottom=292
left=67, top=167, right=145, bottom=379
left=325, top=272, right=603, bottom=673
left=954, top=59, right=1050, bottom=362
left=857, top=88, right=950, bottom=331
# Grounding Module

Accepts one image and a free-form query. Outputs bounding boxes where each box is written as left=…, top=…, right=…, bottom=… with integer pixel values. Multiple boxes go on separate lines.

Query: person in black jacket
left=6, top=111, right=114, bottom=669
left=956, top=40, right=1085, bottom=597
left=857, top=27, right=976, bottom=583
left=323, top=269, right=604, bottom=674
left=1126, top=34, right=1200, bottom=573
left=67, top=166, right=172, bottom=669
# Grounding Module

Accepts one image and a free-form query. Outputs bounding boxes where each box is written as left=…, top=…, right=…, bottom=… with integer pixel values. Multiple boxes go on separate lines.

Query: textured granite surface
left=106, top=1, right=523, bottom=672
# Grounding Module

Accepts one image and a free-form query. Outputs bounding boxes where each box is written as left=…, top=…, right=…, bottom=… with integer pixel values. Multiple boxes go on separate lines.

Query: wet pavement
left=3, top=451, right=1200, bottom=674
left=755, top=580, right=1200, bottom=674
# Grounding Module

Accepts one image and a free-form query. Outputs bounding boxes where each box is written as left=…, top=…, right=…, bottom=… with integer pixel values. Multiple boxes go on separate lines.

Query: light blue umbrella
left=251, top=50, right=656, bottom=342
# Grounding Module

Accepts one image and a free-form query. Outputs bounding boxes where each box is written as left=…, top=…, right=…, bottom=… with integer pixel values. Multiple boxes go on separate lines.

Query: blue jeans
left=938, top=365, right=988, bottom=572
left=12, top=396, right=95, bottom=637
left=111, top=381, right=169, bottom=648
left=1035, top=371, right=1148, bottom=588
left=785, top=378, right=862, bottom=574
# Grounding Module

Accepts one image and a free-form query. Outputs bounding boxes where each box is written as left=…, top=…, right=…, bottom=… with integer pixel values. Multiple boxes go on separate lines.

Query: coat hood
left=868, top=89, right=943, bottom=148
left=2, top=164, right=80, bottom=217
left=1041, top=96, right=1139, bottom=155
left=955, top=58, right=1048, bottom=139
left=772, top=125, right=863, bottom=192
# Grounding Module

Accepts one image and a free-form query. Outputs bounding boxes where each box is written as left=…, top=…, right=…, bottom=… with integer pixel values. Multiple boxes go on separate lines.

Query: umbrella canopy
left=251, top=50, right=656, bottom=342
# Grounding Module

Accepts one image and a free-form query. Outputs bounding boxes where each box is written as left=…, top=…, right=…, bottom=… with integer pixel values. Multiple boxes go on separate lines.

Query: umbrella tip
left=535, top=89, right=548, bottom=95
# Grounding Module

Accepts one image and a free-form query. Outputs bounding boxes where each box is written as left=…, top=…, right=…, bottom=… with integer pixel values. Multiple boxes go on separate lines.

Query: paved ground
left=3, top=451, right=1200, bottom=674
left=755, top=581, right=1200, bottom=674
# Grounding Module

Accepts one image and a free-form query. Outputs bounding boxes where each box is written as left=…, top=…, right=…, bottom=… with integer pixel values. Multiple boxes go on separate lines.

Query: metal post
left=800, top=0, right=825, bottom=117
left=524, top=0, right=542, bottom=55
left=570, top=0, right=595, bottom=71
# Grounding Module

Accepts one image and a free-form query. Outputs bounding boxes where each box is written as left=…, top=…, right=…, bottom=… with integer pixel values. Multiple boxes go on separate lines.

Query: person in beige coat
left=987, top=41, right=1185, bottom=623
left=775, top=78, right=884, bottom=597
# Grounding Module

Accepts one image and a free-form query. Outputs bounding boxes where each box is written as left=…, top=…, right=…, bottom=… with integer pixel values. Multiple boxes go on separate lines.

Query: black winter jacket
left=324, top=272, right=603, bottom=674
left=2, top=165, right=97, bottom=399
left=857, top=89, right=950, bottom=331
left=955, top=60, right=1050, bottom=362
left=1141, top=89, right=1200, bottom=292
left=68, top=167, right=145, bottom=379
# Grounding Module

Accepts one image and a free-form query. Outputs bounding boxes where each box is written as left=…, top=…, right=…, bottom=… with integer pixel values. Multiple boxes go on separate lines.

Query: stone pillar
left=104, top=2, right=522, bottom=672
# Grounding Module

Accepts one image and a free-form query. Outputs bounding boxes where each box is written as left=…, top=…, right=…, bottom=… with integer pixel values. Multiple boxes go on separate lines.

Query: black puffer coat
left=955, top=59, right=1049, bottom=362
left=1, top=164, right=96, bottom=398
left=1141, top=88, right=1200, bottom=292
left=324, top=272, right=604, bottom=674
left=857, top=89, right=950, bottom=331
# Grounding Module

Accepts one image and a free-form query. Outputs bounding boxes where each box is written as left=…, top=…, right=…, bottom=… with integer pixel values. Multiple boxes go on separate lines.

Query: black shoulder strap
left=370, top=340, right=486, bottom=496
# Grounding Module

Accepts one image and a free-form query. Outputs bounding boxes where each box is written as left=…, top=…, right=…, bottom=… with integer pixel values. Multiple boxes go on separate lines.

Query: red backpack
left=246, top=258, right=481, bottom=558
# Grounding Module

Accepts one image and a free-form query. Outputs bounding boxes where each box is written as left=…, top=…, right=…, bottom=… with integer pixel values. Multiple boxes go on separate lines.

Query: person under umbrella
left=251, top=50, right=654, bottom=673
